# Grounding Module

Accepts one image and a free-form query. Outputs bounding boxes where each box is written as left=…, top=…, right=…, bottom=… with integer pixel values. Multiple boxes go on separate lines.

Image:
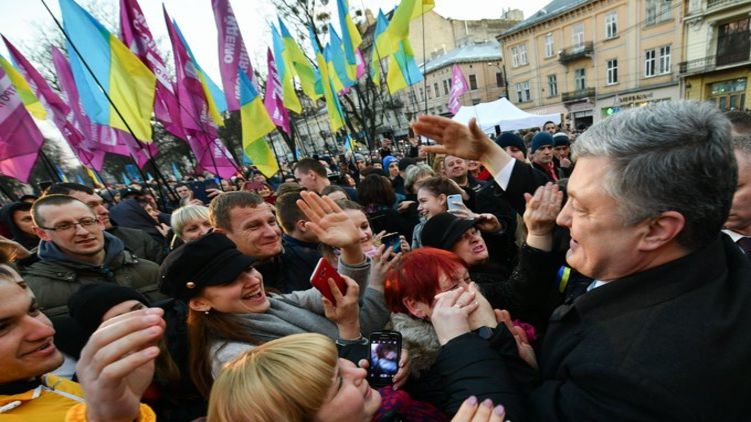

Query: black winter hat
left=553, top=132, right=571, bottom=147
left=159, top=232, right=256, bottom=302
left=495, top=133, right=527, bottom=158
left=68, top=283, right=150, bottom=335
left=421, top=212, right=478, bottom=251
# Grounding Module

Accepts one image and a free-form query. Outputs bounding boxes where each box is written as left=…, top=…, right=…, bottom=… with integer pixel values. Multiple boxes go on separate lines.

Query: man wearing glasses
left=18, top=195, right=163, bottom=318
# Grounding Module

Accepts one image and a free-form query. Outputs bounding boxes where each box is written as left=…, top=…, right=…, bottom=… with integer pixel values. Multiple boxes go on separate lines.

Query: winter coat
left=108, top=225, right=166, bottom=264
left=19, top=233, right=164, bottom=317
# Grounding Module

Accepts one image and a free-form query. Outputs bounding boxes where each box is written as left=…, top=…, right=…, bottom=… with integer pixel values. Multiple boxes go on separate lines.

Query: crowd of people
left=0, top=101, right=749, bottom=421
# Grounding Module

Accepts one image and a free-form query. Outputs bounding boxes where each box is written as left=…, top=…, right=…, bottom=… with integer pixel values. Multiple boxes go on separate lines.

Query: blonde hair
left=207, top=333, right=338, bottom=422
left=170, top=205, right=209, bottom=237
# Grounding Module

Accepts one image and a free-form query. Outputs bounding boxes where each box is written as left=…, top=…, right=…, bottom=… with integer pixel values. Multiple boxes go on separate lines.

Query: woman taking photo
left=159, top=192, right=390, bottom=397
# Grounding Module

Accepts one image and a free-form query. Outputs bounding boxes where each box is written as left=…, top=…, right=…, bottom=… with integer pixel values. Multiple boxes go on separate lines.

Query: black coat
left=519, top=235, right=751, bottom=420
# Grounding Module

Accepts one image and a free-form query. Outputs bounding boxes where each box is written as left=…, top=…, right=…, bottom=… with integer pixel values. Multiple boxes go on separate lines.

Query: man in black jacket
left=413, top=101, right=751, bottom=420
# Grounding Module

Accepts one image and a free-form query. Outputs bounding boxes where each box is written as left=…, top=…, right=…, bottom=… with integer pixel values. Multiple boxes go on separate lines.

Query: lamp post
left=487, top=61, right=508, bottom=99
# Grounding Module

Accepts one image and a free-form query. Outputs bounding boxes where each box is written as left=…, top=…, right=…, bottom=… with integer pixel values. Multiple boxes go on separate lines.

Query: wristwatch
left=335, top=335, right=369, bottom=346
left=473, top=326, right=495, bottom=340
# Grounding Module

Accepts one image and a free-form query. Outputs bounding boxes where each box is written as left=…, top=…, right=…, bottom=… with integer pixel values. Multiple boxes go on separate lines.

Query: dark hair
left=275, top=182, right=305, bottom=197
left=275, top=192, right=306, bottom=233
left=416, top=176, right=463, bottom=197
left=321, top=185, right=349, bottom=198
left=357, top=174, right=395, bottom=208
left=176, top=183, right=190, bottom=190
left=208, top=191, right=264, bottom=231
left=44, top=182, right=94, bottom=196
left=293, top=158, right=327, bottom=178
left=31, top=194, right=90, bottom=227
left=334, top=198, right=362, bottom=211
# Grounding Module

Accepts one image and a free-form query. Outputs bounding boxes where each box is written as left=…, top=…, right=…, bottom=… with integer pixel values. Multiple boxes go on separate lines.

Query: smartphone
left=447, top=194, right=463, bottom=211
left=310, top=258, right=348, bottom=304
left=367, top=331, right=402, bottom=387
left=381, top=232, right=401, bottom=253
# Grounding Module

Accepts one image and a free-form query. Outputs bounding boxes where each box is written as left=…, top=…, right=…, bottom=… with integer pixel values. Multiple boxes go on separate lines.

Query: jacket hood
left=389, top=313, right=441, bottom=378
left=38, top=231, right=125, bottom=268
left=108, top=199, right=160, bottom=237
left=0, top=202, right=40, bottom=250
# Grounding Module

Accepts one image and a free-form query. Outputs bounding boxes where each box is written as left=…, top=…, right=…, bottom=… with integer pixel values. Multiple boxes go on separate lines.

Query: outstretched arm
left=297, top=190, right=364, bottom=265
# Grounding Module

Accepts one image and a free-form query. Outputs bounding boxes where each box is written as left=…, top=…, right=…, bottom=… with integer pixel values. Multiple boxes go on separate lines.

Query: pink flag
left=3, top=36, right=104, bottom=171
left=448, top=64, right=469, bottom=115
left=263, top=48, right=290, bottom=134
left=0, top=64, right=44, bottom=182
left=52, top=47, right=155, bottom=169
left=355, top=49, right=365, bottom=79
left=120, top=0, right=184, bottom=139
left=164, top=7, right=216, bottom=135
left=187, top=132, right=238, bottom=179
left=211, top=0, right=256, bottom=111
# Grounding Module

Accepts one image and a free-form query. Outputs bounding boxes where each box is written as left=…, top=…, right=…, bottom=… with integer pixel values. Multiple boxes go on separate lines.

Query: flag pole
left=41, top=0, right=175, bottom=209
left=39, top=149, right=63, bottom=183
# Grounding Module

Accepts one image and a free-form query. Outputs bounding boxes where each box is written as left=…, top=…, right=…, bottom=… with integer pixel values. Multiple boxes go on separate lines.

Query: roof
left=501, top=0, right=591, bottom=37
left=422, top=40, right=502, bottom=73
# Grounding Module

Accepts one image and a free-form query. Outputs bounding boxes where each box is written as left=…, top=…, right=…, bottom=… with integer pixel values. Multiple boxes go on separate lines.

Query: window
left=443, top=80, right=450, bottom=95
left=511, top=44, right=528, bottom=67
left=427, top=85, right=432, bottom=99
left=645, top=49, right=656, bottom=77
left=544, top=33, right=554, bottom=57
left=469, top=74, right=477, bottom=90
left=472, top=98, right=481, bottom=105
left=495, top=72, right=504, bottom=87
left=659, top=46, right=671, bottom=74
left=717, top=18, right=751, bottom=66
left=575, top=68, right=586, bottom=90
left=572, top=24, right=584, bottom=49
left=607, top=59, right=618, bottom=84
left=547, top=74, right=558, bottom=96
left=419, top=87, right=424, bottom=101
left=645, top=46, right=671, bottom=77
left=646, top=0, right=671, bottom=25
left=434, top=82, right=440, bottom=97
left=515, top=81, right=531, bottom=102
left=605, top=12, right=617, bottom=38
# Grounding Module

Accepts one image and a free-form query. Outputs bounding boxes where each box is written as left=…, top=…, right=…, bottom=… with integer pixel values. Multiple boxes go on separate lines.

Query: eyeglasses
left=39, top=217, right=99, bottom=232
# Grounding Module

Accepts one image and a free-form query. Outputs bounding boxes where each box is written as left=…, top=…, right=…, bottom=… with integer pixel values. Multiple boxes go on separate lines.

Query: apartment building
left=498, top=0, right=683, bottom=129
left=680, top=0, right=750, bottom=110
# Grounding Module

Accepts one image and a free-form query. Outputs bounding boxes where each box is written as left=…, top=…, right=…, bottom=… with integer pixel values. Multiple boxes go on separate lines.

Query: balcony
left=561, top=88, right=596, bottom=102
left=679, top=52, right=751, bottom=75
left=707, top=0, right=745, bottom=9
left=558, top=42, right=594, bottom=64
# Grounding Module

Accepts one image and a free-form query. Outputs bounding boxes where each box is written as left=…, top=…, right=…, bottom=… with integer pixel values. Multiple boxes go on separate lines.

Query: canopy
left=451, top=97, right=561, bottom=132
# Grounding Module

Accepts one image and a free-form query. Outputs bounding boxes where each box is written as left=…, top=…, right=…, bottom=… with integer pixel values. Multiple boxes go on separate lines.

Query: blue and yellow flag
left=370, top=10, right=390, bottom=85
left=238, top=69, right=278, bottom=177
left=280, top=19, right=320, bottom=101
left=327, top=24, right=356, bottom=91
left=309, top=27, right=346, bottom=133
left=271, top=24, right=302, bottom=113
left=336, top=0, right=362, bottom=79
left=59, top=0, right=155, bottom=142
left=387, top=37, right=424, bottom=94
left=375, top=0, right=434, bottom=58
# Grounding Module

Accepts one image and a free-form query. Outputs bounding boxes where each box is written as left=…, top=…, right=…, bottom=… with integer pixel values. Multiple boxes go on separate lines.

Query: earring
left=204, top=310, right=210, bottom=315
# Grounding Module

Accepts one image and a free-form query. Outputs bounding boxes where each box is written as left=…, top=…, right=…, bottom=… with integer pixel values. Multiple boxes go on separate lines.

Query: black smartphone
left=367, top=331, right=402, bottom=387
left=381, top=232, right=401, bottom=253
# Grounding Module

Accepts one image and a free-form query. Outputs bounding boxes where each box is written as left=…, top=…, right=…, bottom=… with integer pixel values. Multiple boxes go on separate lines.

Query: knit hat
left=398, top=157, right=417, bottom=172
left=68, top=284, right=150, bottom=335
left=354, top=153, right=365, bottom=162
left=159, top=232, right=256, bottom=302
left=495, top=133, right=527, bottom=158
left=421, top=212, right=478, bottom=251
left=383, top=155, right=398, bottom=170
left=531, top=132, right=554, bottom=154
left=553, top=132, right=570, bottom=147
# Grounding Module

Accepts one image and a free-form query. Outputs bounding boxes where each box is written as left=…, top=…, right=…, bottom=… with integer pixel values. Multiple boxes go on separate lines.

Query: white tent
left=452, top=98, right=561, bottom=132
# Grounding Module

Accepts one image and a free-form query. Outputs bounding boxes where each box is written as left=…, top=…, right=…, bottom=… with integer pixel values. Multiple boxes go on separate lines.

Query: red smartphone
left=310, top=258, right=348, bottom=304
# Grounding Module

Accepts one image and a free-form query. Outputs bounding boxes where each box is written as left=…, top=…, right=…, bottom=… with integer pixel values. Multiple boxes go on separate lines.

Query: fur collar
left=388, top=313, right=441, bottom=378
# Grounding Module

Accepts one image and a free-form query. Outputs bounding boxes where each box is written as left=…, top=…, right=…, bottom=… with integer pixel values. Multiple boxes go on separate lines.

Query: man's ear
left=188, top=297, right=212, bottom=313
left=402, top=297, right=429, bottom=320
left=33, top=226, right=51, bottom=241
left=295, top=219, right=308, bottom=233
left=638, top=211, right=686, bottom=252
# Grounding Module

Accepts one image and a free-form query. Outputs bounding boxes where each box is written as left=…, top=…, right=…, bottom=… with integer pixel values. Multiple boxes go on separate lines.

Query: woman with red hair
left=383, top=247, right=534, bottom=420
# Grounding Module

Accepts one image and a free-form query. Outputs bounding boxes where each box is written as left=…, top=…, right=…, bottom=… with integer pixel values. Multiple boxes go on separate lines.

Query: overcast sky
left=0, top=0, right=549, bottom=84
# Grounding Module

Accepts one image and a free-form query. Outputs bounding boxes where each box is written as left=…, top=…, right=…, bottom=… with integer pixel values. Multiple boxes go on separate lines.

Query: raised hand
left=297, top=191, right=360, bottom=249
left=76, top=307, right=165, bottom=422
left=431, top=287, right=479, bottom=345
left=368, top=244, right=402, bottom=292
left=452, top=396, right=506, bottom=422
left=411, top=116, right=511, bottom=173
left=322, top=275, right=361, bottom=340
left=523, top=183, right=563, bottom=251
left=495, top=309, right=538, bottom=370
left=466, top=282, right=498, bottom=331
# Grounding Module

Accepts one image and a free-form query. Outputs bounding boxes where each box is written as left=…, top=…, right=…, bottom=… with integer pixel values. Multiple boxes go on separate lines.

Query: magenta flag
left=3, top=36, right=104, bottom=171
left=164, top=7, right=215, bottom=135
left=263, top=48, right=290, bottom=134
left=0, top=64, right=44, bottom=182
left=52, top=47, right=155, bottom=169
left=211, top=0, right=256, bottom=111
left=187, top=132, right=238, bottom=179
left=448, top=64, right=469, bottom=115
left=120, top=0, right=184, bottom=139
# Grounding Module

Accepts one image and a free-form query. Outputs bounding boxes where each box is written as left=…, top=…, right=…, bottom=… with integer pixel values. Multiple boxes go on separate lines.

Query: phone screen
left=368, top=337, right=400, bottom=385
left=381, top=233, right=401, bottom=253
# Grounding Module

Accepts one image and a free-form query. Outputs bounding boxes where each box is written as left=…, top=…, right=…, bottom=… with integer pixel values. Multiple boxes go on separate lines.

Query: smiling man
left=18, top=195, right=162, bottom=318
left=412, top=101, right=751, bottom=420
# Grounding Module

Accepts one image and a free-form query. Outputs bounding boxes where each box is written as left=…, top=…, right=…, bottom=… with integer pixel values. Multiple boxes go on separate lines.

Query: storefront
left=595, top=84, right=680, bottom=122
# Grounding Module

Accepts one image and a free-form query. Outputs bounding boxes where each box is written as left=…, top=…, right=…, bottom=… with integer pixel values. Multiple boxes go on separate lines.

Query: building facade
left=498, top=0, right=683, bottom=129
left=679, top=0, right=751, bottom=110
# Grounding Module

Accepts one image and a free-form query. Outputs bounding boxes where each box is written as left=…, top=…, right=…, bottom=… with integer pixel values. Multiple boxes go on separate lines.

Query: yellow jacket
left=0, top=374, right=154, bottom=421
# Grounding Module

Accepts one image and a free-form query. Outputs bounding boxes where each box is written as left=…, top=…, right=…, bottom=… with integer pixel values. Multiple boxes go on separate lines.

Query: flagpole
left=39, top=149, right=63, bottom=183
left=41, top=0, right=175, bottom=210
left=271, top=128, right=287, bottom=179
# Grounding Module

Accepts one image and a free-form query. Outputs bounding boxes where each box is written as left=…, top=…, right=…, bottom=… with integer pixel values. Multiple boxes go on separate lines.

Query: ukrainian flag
left=0, top=55, right=46, bottom=119
left=387, top=38, right=424, bottom=94
left=336, top=0, right=362, bottom=79
left=309, top=27, right=345, bottom=133
left=59, top=0, right=155, bottom=142
left=238, top=68, right=278, bottom=177
left=271, top=24, right=302, bottom=113
left=327, top=24, right=356, bottom=91
left=279, top=19, right=320, bottom=101
left=376, top=0, right=434, bottom=58
left=370, top=10, right=390, bottom=85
